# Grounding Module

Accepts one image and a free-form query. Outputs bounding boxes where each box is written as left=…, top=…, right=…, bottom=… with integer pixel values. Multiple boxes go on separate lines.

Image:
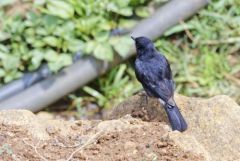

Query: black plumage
left=132, top=36, right=187, bottom=132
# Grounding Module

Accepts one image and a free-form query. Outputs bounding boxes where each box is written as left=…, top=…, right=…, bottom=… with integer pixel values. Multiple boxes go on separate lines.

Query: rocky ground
left=0, top=93, right=240, bottom=161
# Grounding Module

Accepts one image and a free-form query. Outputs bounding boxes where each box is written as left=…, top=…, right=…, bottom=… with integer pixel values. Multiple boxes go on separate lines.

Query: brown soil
left=2, top=93, right=240, bottom=161
left=0, top=118, right=202, bottom=161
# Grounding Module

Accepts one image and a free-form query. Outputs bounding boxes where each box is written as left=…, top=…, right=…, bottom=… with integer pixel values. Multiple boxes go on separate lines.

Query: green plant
left=154, top=0, right=240, bottom=100
left=69, top=0, right=240, bottom=111
left=0, top=0, right=161, bottom=84
left=77, top=0, right=240, bottom=110
left=81, top=64, right=141, bottom=109
left=0, top=144, right=13, bottom=156
left=67, top=63, right=141, bottom=110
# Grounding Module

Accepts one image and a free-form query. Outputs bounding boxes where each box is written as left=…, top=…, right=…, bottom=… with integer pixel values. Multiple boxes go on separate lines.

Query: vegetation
left=78, top=0, right=240, bottom=110
left=0, top=0, right=160, bottom=83
left=0, top=0, right=239, bottom=112
left=155, top=0, right=240, bottom=99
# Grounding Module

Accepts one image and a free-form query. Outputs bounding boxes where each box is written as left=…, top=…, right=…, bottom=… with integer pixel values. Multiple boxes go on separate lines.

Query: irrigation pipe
left=0, top=50, right=87, bottom=102
left=0, top=64, right=51, bottom=102
left=0, top=0, right=209, bottom=111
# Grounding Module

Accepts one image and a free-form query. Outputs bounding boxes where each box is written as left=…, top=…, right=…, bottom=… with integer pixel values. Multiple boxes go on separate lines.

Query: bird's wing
left=164, top=61, right=172, bottom=79
left=138, top=69, right=174, bottom=102
left=157, top=53, right=173, bottom=80
left=157, top=78, right=174, bottom=99
left=135, top=57, right=174, bottom=102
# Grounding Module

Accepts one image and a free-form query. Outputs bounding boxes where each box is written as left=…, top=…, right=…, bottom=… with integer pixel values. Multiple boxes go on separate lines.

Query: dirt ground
left=0, top=119, right=202, bottom=161
left=1, top=93, right=240, bottom=161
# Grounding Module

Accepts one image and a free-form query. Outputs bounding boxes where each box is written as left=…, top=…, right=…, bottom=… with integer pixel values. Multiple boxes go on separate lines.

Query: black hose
left=0, top=64, right=51, bottom=102
left=0, top=51, right=84, bottom=102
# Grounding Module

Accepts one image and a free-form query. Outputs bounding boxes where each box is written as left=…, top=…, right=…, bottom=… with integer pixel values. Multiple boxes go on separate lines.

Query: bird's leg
left=144, top=92, right=149, bottom=107
left=139, top=91, right=149, bottom=107
left=133, top=89, right=149, bottom=107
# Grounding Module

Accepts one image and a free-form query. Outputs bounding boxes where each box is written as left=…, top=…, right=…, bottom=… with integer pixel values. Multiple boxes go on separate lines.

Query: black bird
left=132, top=36, right=187, bottom=132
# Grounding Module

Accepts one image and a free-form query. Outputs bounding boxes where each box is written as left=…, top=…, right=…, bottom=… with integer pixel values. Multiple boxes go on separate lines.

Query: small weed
left=69, top=63, right=142, bottom=110
left=153, top=0, right=240, bottom=101
left=0, top=143, right=13, bottom=156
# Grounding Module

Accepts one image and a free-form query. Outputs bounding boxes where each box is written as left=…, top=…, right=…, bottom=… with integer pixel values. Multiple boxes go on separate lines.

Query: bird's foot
left=139, top=91, right=148, bottom=107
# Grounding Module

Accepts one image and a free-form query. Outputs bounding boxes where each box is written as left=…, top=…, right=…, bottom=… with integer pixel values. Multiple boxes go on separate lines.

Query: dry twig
left=179, top=20, right=195, bottom=42
left=53, top=138, right=82, bottom=148
left=22, top=138, right=48, bottom=161
left=66, top=130, right=104, bottom=161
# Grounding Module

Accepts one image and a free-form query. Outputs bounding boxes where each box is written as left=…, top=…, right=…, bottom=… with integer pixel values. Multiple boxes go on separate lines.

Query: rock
left=109, top=93, right=240, bottom=161
left=97, top=116, right=143, bottom=132
left=46, top=125, right=58, bottom=135
left=0, top=93, right=239, bottom=161
left=181, top=95, right=240, bottom=161
left=0, top=134, right=6, bottom=142
left=0, top=110, right=50, bottom=140
left=106, top=92, right=168, bottom=122
left=0, top=110, right=82, bottom=140
left=36, top=111, right=54, bottom=120
left=167, top=132, right=211, bottom=161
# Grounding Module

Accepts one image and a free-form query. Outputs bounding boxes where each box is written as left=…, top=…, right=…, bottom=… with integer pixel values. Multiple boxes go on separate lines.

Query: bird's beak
left=131, top=36, right=135, bottom=41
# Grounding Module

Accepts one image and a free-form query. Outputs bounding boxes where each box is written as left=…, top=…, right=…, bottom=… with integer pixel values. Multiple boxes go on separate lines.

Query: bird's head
left=131, top=36, right=154, bottom=51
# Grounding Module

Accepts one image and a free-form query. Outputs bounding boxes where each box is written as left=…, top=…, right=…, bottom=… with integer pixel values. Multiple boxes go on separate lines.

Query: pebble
left=46, top=126, right=57, bottom=134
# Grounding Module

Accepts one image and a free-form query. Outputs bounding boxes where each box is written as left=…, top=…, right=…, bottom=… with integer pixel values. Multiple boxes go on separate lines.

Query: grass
left=68, top=0, right=240, bottom=112
left=155, top=0, right=240, bottom=100
left=67, top=63, right=141, bottom=112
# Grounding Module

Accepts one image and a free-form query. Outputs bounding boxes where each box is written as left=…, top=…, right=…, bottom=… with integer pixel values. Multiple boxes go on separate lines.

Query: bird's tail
left=163, top=103, right=187, bottom=132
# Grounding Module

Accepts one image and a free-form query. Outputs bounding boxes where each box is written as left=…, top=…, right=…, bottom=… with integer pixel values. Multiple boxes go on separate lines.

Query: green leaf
left=35, top=27, right=48, bottom=36
left=0, top=31, right=10, bottom=41
left=46, top=0, right=74, bottom=19
left=118, top=8, right=133, bottom=16
left=0, top=51, right=6, bottom=59
left=4, top=70, right=22, bottom=83
left=106, top=1, right=132, bottom=16
left=48, top=53, right=72, bottom=72
left=0, top=44, right=9, bottom=53
left=93, top=43, right=113, bottom=61
left=76, top=16, right=102, bottom=34
left=32, top=40, right=46, bottom=48
left=30, top=49, right=44, bottom=70
left=25, top=28, right=36, bottom=37
left=110, top=36, right=133, bottom=58
left=58, top=54, right=72, bottom=66
left=119, top=19, right=137, bottom=29
left=25, top=12, right=40, bottom=26
left=34, top=0, right=46, bottom=5
left=42, top=15, right=59, bottom=27
left=114, top=64, right=127, bottom=84
left=2, top=55, right=20, bottom=71
left=114, top=0, right=130, bottom=8
left=106, top=3, right=118, bottom=12
left=20, top=43, right=28, bottom=52
left=164, top=24, right=194, bottom=36
left=54, top=21, right=75, bottom=38
left=44, top=49, right=58, bottom=61
left=67, top=39, right=84, bottom=52
left=135, top=7, right=151, bottom=18
left=0, top=68, right=5, bottom=78
left=93, top=31, right=109, bottom=42
left=83, top=86, right=105, bottom=100
left=43, top=36, right=60, bottom=47
left=84, top=41, right=96, bottom=54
